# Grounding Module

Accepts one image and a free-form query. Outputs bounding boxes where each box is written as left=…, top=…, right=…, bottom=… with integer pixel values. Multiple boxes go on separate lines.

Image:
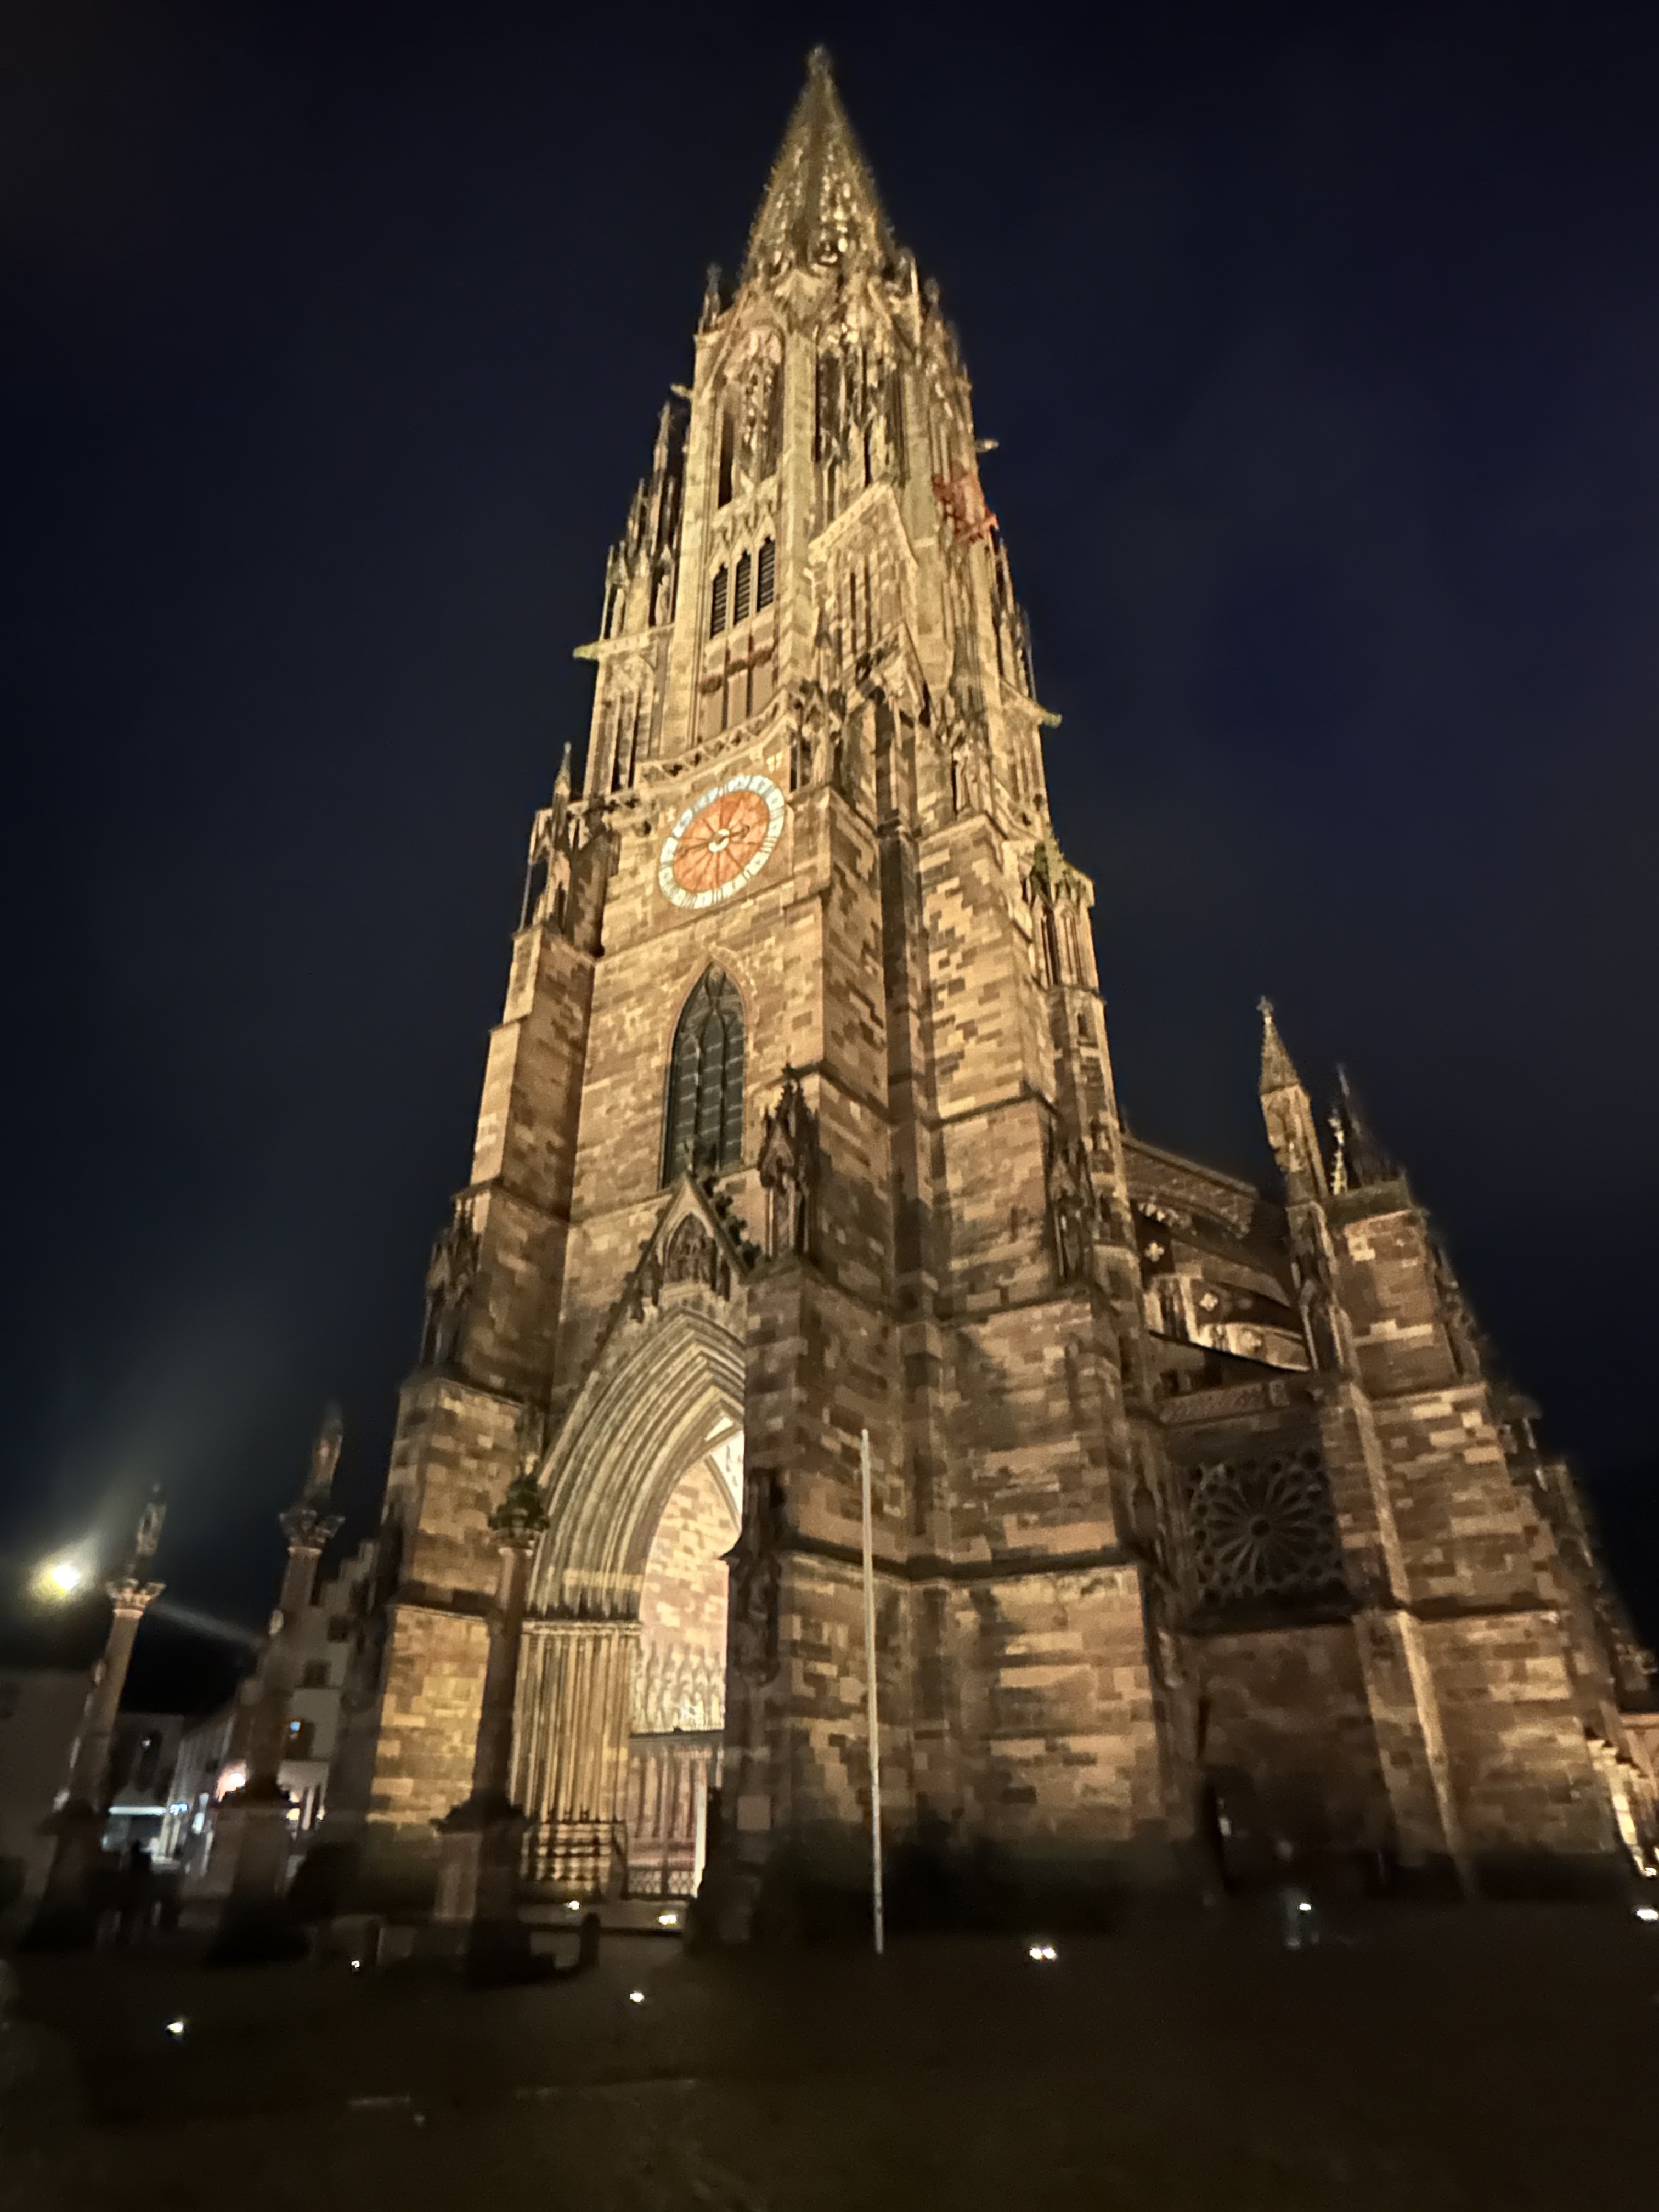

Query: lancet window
left=663, top=968, right=746, bottom=1183
left=710, top=566, right=728, bottom=636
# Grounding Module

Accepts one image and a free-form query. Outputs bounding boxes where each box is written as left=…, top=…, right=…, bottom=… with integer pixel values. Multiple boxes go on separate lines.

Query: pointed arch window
left=709, top=566, right=728, bottom=636
left=757, top=537, right=776, bottom=611
left=733, top=548, right=752, bottom=625
left=663, top=967, right=746, bottom=1183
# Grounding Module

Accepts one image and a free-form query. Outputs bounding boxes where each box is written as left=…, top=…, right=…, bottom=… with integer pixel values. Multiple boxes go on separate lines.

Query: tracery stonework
left=324, top=52, right=1659, bottom=1922
left=1186, top=1451, right=1345, bottom=1613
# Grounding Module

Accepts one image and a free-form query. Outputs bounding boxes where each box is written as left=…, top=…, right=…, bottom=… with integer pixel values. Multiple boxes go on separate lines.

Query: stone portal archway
left=513, top=1240, right=744, bottom=1894
left=626, top=1427, right=741, bottom=1897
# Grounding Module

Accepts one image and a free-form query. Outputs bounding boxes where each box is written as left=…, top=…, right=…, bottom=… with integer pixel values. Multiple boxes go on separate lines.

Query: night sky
left=4, top=1, right=1657, bottom=1700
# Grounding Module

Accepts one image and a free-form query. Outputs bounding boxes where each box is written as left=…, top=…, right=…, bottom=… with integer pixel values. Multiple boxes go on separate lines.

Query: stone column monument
left=24, top=1491, right=166, bottom=1948
left=431, top=1447, right=549, bottom=1976
left=200, top=1406, right=344, bottom=1957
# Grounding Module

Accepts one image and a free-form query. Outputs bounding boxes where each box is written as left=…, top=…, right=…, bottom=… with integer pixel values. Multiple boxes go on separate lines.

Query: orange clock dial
left=672, top=788, right=771, bottom=895
left=658, top=775, right=785, bottom=910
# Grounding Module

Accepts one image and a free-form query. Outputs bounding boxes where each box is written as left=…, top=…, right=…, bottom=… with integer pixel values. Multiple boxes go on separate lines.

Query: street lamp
left=40, top=1558, right=87, bottom=1599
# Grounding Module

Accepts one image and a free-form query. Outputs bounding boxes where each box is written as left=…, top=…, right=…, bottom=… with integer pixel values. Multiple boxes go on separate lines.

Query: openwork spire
left=742, top=48, right=899, bottom=285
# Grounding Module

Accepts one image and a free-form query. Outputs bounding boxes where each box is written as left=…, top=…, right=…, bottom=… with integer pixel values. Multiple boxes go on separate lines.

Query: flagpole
left=860, top=1427, right=884, bottom=1956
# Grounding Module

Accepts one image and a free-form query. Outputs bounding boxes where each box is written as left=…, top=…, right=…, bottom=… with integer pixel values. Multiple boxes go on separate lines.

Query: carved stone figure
left=1045, top=1131, right=1094, bottom=1282
left=727, top=1470, right=783, bottom=1686
left=421, top=1201, right=481, bottom=1369
left=758, top=1073, right=819, bottom=1259
left=304, top=1402, right=345, bottom=1502
left=127, top=1488, right=167, bottom=1579
left=948, top=732, right=988, bottom=816
left=661, top=1214, right=731, bottom=1297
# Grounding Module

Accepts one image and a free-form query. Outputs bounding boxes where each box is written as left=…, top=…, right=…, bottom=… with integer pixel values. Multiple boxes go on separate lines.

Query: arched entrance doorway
left=511, top=1203, right=746, bottom=1898
left=625, top=1419, right=741, bottom=1897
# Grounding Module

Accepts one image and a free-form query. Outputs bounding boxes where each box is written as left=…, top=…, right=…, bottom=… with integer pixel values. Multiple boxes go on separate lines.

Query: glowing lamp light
left=1297, top=1900, right=1314, bottom=1914
left=1635, top=1906, right=1659, bottom=1924
left=165, top=2018, right=187, bottom=2039
left=628, top=1989, right=646, bottom=2005
left=1026, top=1943, right=1058, bottom=1962
left=657, top=1911, right=679, bottom=1927
left=40, top=1558, right=86, bottom=1599
left=564, top=1899, right=582, bottom=1913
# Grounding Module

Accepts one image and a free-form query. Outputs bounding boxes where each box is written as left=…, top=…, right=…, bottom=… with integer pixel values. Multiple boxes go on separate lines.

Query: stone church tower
left=326, top=54, right=1657, bottom=1923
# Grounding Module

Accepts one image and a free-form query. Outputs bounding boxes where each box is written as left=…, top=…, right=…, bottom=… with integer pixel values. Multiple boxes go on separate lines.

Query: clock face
left=658, top=774, right=784, bottom=911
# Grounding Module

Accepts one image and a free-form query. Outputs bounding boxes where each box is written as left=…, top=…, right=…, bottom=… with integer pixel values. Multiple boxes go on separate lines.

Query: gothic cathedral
left=326, top=54, right=1658, bottom=1926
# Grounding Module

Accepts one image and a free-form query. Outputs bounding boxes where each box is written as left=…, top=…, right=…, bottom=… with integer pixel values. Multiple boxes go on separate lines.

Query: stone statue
left=758, top=1073, right=819, bottom=1260
left=122, top=1488, right=166, bottom=1583
left=304, top=1402, right=345, bottom=1503
left=665, top=1216, right=709, bottom=1286
left=1045, top=1132, right=1093, bottom=1282
left=727, top=1470, right=783, bottom=1686
left=422, top=1201, right=481, bottom=1369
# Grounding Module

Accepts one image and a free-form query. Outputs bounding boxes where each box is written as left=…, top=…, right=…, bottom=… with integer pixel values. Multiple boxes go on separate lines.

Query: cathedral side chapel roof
left=742, top=48, right=900, bottom=285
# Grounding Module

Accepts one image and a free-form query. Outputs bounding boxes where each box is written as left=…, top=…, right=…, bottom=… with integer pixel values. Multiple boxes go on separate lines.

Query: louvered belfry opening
left=663, top=967, right=745, bottom=1183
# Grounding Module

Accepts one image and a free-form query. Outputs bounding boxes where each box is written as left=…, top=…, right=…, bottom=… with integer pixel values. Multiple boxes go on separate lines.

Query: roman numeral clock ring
left=657, top=774, right=784, bottom=911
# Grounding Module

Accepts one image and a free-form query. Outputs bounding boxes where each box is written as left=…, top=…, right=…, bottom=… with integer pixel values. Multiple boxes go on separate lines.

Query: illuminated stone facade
left=326, top=55, right=1658, bottom=1922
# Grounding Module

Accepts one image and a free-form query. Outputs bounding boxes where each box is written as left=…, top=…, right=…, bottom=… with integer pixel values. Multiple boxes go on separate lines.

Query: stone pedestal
left=196, top=1786, right=306, bottom=1960
left=19, top=1802, right=110, bottom=1951
left=432, top=1798, right=532, bottom=1979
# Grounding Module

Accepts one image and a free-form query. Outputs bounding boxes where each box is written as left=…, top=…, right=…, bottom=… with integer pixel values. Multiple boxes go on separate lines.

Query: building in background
left=101, top=1712, right=184, bottom=1860
left=320, top=54, right=1659, bottom=1925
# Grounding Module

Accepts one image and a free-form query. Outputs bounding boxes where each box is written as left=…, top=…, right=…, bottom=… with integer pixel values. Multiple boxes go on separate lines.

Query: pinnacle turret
left=1257, top=997, right=1301, bottom=1096
left=742, top=49, right=899, bottom=285
left=1256, top=999, right=1328, bottom=1202
left=1333, top=1065, right=1396, bottom=1188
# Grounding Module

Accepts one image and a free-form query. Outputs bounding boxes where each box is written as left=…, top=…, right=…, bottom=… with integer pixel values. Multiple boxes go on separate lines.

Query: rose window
left=1186, top=1450, right=1345, bottom=1610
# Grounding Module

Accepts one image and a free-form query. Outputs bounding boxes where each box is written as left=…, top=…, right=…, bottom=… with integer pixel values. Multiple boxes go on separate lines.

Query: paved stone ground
left=3, top=1903, right=1657, bottom=2209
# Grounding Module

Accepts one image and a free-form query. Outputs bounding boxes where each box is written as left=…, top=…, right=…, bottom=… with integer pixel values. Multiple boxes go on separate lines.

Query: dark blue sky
left=4, top=0, right=1657, bottom=1677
